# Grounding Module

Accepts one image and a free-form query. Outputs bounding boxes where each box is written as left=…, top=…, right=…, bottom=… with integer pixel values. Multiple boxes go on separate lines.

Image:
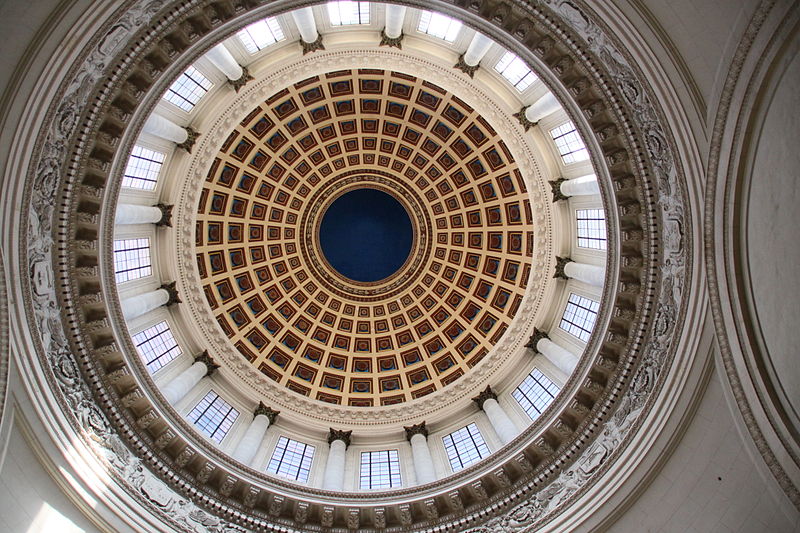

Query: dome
left=1, top=0, right=799, bottom=532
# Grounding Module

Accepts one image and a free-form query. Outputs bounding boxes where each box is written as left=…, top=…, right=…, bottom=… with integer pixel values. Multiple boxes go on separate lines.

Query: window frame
left=575, top=208, right=608, bottom=250
left=513, top=367, right=561, bottom=421
left=122, top=145, right=165, bottom=191
left=113, top=237, right=153, bottom=283
left=493, top=50, right=538, bottom=91
left=131, top=320, right=182, bottom=373
left=266, top=436, right=316, bottom=483
left=162, top=65, right=213, bottom=112
left=442, top=423, right=491, bottom=472
left=550, top=121, right=590, bottom=164
left=326, top=1, right=370, bottom=26
left=416, top=10, right=463, bottom=43
left=237, top=17, right=286, bottom=53
left=187, top=390, right=239, bottom=444
left=559, top=292, right=600, bottom=342
left=359, top=449, right=402, bottom=489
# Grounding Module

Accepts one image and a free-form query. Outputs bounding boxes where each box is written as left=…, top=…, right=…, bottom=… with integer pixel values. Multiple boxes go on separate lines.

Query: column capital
left=471, top=386, right=498, bottom=410
left=177, top=127, right=199, bottom=153
left=228, top=66, right=254, bottom=93
left=159, top=281, right=181, bottom=306
left=254, top=402, right=280, bottom=424
left=553, top=256, right=573, bottom=280
left=195, top=350, right=220, bottom=376
left=453, top=54, right=479, bottom=78
left=513, top=106, right=537, bottom=131
left=525, top=328, right=549, bottom=351
left=404, top=421, right=428, bottom=441
left=327, top=428, right=352, bottom=447
left=550, top=178, right=568, bottom=202
left=379, top=29, right=403, bottom=49
left=301, top=34, right=325, bottom=55
left=155, top=203, right=173, bottom=227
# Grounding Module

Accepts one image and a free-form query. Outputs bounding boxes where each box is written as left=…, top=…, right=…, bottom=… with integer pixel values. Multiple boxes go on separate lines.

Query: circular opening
left=319, top=188, right=413, bottom=282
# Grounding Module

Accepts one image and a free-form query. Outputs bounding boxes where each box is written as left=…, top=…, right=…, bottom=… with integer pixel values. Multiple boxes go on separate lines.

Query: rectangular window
left=559, top=293, right=600, bottom=342
left=494, top=51, right=538, bottom=91
left=417, top=11, right=462, bottom=42
left=113, top=238, right=152, bottom=283
left=442, top=423, right=490, bottom=472
left=163, top=65, right=213, bottom=112
left=550, top=121, right=589, bottom=164
left=267, top=436, right=315, bottom=482
left=237, top=17, right=285, bottom=53
left=513, top=368, right=560, bottom=421
left=188, top=390, right=239, bottom=444
left=122, top=146, right=165, bottom=190
left=327, top=1, right=370, bottom=25
left=576, top=208, right=607, bottom=250
left=132, top=321, right=182, bottom=373
left=359, top=450, right=401, bottom=489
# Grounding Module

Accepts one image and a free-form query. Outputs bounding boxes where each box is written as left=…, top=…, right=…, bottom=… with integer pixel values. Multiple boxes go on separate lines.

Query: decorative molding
left=453, top=53, right=479, bottom=77
left=176, top=127, right=199, bottom=153
left=254, top=402, right=280, bottom=424
left=227, top=65, right=253, bottom=93
left=195, top=350, right=219, bottom=377
left=301, top=34, right=324, bottom=55
left=404, top=421, right=428, bottom=441
left=472, top=386, right=497, bottom=410
left=154, top=203, right=173, bottom=227
left=549, top=178, right=568, bottom=202
left=159, top=281, right=181, bottom=306
left=525, top=328, right=549, bottom=351
left=553, top=256, right=573, bottom=280
left=327, top=428, right=352, bottom=447
left=513, top=106, right=537, bottom=131
left=379, top=29, right=403, bottom=48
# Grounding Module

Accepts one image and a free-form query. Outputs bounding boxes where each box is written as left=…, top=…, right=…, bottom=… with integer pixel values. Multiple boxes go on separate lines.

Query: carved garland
left=19, top=1, right=690, bottom=532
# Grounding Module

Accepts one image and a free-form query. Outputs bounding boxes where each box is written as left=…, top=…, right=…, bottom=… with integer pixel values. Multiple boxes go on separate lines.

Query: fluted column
left=162, top=351, right=219, bottom=405
left=291, top=7, right=323, bottom=54
left=455, top=33, right=493, bottom=77
left=526, top=329, right=579, bottom=376
left=560, top=173, right=600, bottom=196
left=205, top=44, right=243, bottom=81
left=405, top=422, right=437, bottom=485
left=554, top=257, right=605, bottom=287
left=231, top=403, right=280, bottom=466
left=120, top=282, right=180, bottom=320
left=472, top=386, right=520, bottom=445
left=322, top=429, right=351, bottom=491
left=142, top=113, right=188, bottom=144
left=115, top=203, right=172, bottom=226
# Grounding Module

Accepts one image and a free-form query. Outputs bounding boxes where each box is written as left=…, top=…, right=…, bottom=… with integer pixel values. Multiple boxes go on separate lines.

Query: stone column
left=560, top=173, right=600, bottom=197
left=205, top=44, right=243, bottom=81
left=142, top=113, right=188, bottom=144
left=472, top=386, right=520, bottom=445
left=322, top=429, right=351, bottom=491
left=291, top=7, right=323, bottom=54
left=404, top=422, right=437, bottom=485
left=120, top=282, right=180, bottom=320
left=455, top=33, right=493, bottom=77
left=515, top=93, right=562, bottom=130
left=380, top=4, right=406, bottom=47
left=162, top=351, right=219, bottom=406
left=231, top=403, right=280, bottom=466
left=526, top=329, right=579, bottom=376
left=115, top=203, right=172, bottom=226
left=554, top=257, right=605, bottom=288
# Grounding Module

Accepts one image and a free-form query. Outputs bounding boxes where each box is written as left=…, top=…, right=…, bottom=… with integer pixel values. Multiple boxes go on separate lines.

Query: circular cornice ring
left=19, top=0, right=691, bottom=531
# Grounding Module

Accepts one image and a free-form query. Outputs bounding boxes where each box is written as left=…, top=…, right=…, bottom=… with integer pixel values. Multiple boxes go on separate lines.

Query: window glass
left=417, top=11, right=462, bottom=42
left=513, top=368, right=560, bottom=420
left=267, top=436, right=315, bottom=482
left=188, top=391, right=239, bottom=443
left=550, top=121, right=589, bottom=164
left=442, top=423, right=490, bottom=472
left=132, top=321, right=181, bottom=373
left=237, top=18, right=285, bottom=53
left=113, top=238, right=152, bottom=283
left=163, top=65, right=213, bottom=111
left=359, top=450, right=401, bottom=489
left=576, top=208, right=607, bottom=250
left=494, top=51, right=537, bottom=91
left=559, top=293, right=600, bottom=342
left=327, top=1, right=370, bottom=25
left=122, top=146, right=165, bottom=190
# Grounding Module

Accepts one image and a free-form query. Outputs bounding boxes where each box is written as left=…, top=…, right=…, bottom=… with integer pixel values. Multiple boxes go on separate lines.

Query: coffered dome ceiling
left=195, top=68, right=536, bottom=406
